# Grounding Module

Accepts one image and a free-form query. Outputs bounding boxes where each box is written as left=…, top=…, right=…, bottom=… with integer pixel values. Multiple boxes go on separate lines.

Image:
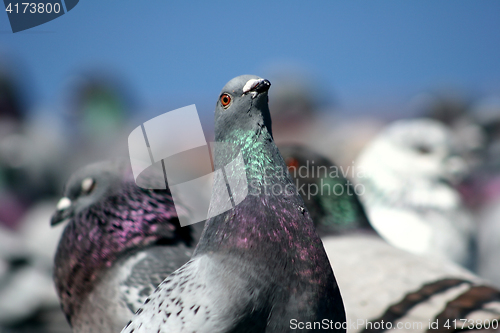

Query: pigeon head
left=358, top=118, right=467, bottom=184
left=52, top=161, right=191, bottom=326
left=51, top=160, right=126, bottom=226
left=279, top=144, right=373, bottom=236
left=214, top=75, right=272, bottom=143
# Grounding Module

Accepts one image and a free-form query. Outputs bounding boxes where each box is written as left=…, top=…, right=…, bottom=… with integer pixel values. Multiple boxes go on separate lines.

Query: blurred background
left=0, top=1, right=500, bottom=332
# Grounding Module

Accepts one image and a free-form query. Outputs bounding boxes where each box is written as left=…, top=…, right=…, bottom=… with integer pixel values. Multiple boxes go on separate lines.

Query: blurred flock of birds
left=0, top=64, right=499, bottom=333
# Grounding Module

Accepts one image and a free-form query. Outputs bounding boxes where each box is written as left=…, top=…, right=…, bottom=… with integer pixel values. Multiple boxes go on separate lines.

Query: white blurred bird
left=355, top=118, right=476, bottom=269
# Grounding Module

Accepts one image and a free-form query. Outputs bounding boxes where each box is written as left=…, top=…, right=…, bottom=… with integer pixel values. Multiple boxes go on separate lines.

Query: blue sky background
left=1, top=1, right=499, bottom=122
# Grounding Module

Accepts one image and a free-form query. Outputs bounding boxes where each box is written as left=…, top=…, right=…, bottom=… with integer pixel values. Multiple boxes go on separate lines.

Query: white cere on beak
left=81, top=177, right=94, bottom=192
left=242, top=78, right=262, bottom=99
left=57, top=197, right=71, bottom=211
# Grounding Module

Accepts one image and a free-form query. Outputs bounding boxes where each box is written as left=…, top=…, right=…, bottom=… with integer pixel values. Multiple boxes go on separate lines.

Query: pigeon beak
left=242, top=79, right=271, bottom=97
left=51, top=197, right=72, bottom=226
left=252, top=79, right=271, bottom=94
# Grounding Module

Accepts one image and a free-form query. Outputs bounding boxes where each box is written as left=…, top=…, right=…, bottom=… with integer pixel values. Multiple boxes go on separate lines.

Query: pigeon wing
left=121, top=254, right=261, bottom=333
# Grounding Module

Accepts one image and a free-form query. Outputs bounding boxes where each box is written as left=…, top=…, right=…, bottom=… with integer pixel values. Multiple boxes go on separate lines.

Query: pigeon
left=0, top=204, right=71, bottom=333
left=278, top=144, right=374, bottom=237
left=471, top=97, right=500, bottom=288
left=283, top=145, right=500, bottom=333
left=63, top=73, right=134, bottom=175
left=354, top=118, right=476, bottom=269
left=122, top=75, right=346, bottom=333
left=52, top=160, right=200, bottom=333
left=477, top=198, right=500, bottom=289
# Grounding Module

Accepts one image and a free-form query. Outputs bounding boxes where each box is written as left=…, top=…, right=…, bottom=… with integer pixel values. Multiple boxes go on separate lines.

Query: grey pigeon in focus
left=355, top=118, right=476, bottom=269
left=52, top=160, right=200, bottom=333
left=283, top=146, right=500, bottom=333
left=122, top=75, right=346, bottom=333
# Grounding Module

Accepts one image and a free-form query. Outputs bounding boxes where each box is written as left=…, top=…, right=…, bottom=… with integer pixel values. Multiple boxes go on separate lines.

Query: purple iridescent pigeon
left=51, top=160, right=202, bottom=333
left=121, top=75, right=346, bottom=333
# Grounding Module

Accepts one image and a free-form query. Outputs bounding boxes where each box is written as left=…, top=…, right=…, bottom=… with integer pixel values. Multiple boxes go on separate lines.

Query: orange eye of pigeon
left=220, top=94, right=231, bottom=108
left=286, top=157, right=300, bottom=171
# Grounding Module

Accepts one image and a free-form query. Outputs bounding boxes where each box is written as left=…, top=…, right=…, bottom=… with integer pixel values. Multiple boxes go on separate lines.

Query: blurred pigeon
left=327, top=235, right=500, bottom=333
left=0, top=65, right=68, bottom=230
left=0, top=202, right=70, bottom=333
left=470, top=97, right=500, bottom=288
left=477, top=198, right=500, bottom=289
left=355, top=118, right=476, bottom=269
left=417, top=91, right=486, bottom=174
left=122, top=75, right=346, bottom=333
left=473, top=97, right=500, bottom=167
left=52, top=160, right=199, bottom=333
left=469, top=97, right=500, bottom=200
left=0, top=71, right=25, bottom=124
left=284, top=145, right=500, bottom=332
left=279, top=144, right=373, bottom=237
left=61, top=73, right=135, bottom=183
